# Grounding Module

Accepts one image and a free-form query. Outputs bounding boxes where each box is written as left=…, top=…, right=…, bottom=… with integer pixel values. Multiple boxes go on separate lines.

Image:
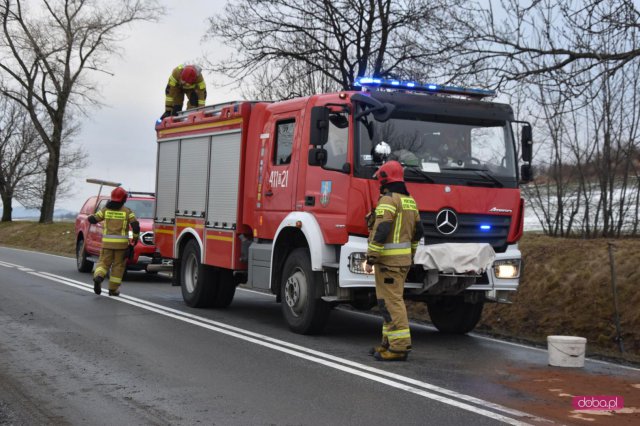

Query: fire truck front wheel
left=426, top=295, right=484, bottom=334
left=281, top=248, right=330, bottom=335
left=180, top=240, right=216, bottom=308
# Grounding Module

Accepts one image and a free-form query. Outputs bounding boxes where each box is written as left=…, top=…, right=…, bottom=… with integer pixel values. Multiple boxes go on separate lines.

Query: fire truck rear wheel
left=180, top=239, right=216, bottom=308
left=76, top=237, right=93, bottom=273
left=211, top=268, right=236, bottom=308
left=426, top=296, right=484, bottom=334
left=281, top=248, right=330, bottom=335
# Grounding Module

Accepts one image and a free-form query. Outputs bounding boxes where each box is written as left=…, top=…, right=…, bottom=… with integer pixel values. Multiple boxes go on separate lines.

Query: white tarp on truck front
left=414, top=243, right=496, bottom=274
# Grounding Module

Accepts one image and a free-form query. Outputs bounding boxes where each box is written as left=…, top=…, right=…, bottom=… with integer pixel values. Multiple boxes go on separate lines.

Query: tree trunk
left=39, top=148, right=60, bottom=224
left=1, top=192, right=12, bottom=222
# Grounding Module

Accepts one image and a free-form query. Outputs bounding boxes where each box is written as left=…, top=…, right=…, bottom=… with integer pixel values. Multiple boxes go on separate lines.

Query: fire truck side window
left=324, top=114, right=348, bottom=171
left=274, top=120, right=295, bottom=165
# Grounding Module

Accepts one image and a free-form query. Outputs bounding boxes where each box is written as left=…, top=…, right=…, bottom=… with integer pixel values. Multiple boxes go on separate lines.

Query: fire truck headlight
left=349, top=252, right=374, bottom=275
left=493, top=259, right=521, bottom=279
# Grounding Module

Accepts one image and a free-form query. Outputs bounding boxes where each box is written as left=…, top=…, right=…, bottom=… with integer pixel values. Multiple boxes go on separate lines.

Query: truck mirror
left=329, top=113, right=349, bottom=129
left=372, top=103, right=395, bottom=122
left=308, top=147, right=327, bottom=166
left=520, top=163, right=533, bottom=183
left=521, top=124, right=533, bottom=163
left=351, top=93, right=395, bottom=123
left=310, top=106, right=330, bottom=146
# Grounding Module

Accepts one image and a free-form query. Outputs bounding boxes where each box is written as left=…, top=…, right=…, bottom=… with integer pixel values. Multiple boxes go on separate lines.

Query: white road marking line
left=34, top=271, right=542, bottom=425
left=237, top=287, right=276, bottom=297
left=0, top=246, right=74, bottom=261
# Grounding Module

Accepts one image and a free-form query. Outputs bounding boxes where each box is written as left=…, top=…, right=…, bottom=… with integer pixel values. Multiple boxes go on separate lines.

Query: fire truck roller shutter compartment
left=178, top=136, right=209, bottom=217
left=207, top=130, right=242, bottom=228
left=156, top=140, right=179, bottom=223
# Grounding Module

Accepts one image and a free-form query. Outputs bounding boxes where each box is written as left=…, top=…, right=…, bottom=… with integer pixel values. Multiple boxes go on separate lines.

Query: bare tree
left=203, top=0, right=467, bottom=94
left=523, top=60, right=640, bottom=238
left=242, top=62, right=342, bottom=101
left=0, top=95, right=87, bottom=221
left=586, top=61, right=640, bottom=237
left=452, top=0, right=640, bottom=96
left=0, top=0, right=163, bottom=223
left=0, top=96, right=48, bottom=221
left=16, top=145, right=87, bottom=211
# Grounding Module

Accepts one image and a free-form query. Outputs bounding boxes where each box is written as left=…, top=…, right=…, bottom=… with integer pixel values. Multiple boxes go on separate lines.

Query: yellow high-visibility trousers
left=374, top=265, right=412, bottom=352
left=93, top=248, right=127, bottom=292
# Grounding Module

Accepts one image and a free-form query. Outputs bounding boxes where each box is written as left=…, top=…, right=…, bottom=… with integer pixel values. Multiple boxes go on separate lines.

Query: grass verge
left=0, top=221, right=75, bottom=257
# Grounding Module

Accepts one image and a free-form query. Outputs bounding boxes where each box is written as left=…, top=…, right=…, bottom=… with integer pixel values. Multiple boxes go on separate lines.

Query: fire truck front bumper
left=337, top=236, right=522, bottom=293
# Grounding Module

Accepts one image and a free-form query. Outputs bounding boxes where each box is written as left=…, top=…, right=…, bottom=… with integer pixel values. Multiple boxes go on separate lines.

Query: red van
left=75, top=192, right=161, bottom=274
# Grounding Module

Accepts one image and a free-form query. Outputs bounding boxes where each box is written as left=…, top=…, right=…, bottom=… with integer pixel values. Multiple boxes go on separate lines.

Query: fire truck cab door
left=258, top=111, right=301, bottom=236
left=303, top=104, right=350, bottom=238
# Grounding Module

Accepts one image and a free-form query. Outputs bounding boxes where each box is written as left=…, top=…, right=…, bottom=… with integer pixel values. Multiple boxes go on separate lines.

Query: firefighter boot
left=93, top=275, right=103, bottom=295
left=373, top=349, right=409, bottom=362
left=368, top=344, right=389, bottom=356
left=108, top=288, right=120, bottom=297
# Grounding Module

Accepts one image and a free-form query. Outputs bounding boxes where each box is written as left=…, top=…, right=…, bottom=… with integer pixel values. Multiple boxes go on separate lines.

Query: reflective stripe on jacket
left=92, top=206, right=137, bottom=249
left=367, top=192, right=420, bottom=266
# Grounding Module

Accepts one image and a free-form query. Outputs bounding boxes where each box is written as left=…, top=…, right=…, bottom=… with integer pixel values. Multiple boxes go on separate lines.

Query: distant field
left=1, top=221, right=638, bottom=363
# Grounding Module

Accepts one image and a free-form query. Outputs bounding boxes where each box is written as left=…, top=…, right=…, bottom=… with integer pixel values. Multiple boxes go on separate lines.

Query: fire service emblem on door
left=320, top=181, right=332, bottom=207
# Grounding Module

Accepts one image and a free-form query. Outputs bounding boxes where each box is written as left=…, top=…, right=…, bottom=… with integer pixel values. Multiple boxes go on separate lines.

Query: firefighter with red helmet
left=88, top=187, right=140, bottom=296
left=161, top=64, right=207, bottom=119
left=365, top=160, right=424, bottom=361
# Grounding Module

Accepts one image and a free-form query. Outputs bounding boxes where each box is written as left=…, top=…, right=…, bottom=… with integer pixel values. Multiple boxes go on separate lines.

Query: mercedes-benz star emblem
left=435, top=209, right=458, bottom=235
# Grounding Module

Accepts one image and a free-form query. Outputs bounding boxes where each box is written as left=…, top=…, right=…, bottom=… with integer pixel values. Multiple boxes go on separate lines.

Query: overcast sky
left=55, top=0, right=239, bottom=211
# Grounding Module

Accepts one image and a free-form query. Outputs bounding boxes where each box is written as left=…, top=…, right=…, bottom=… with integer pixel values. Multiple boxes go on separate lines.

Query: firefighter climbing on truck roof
left=365, top=160, right=424, bottom=361
left=161, top=64, right=207, bottom=119
left=88, top=187, right=140, bottom=296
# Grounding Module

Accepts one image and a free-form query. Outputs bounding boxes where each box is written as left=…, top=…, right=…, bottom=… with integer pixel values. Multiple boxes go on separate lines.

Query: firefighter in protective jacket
left=365, top=160, right=423, bottom=361
left=88, top=187, right=140, bottom=296
left=161, top=64, right=207, bottom=119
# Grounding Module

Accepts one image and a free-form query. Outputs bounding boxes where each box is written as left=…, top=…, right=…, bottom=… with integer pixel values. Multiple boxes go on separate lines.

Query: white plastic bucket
left=547, top=335, right=587, bottom=367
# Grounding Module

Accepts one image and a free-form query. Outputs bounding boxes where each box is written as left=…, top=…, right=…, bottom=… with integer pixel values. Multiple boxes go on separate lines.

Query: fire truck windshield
left=356, top=113, right=518, bottom=188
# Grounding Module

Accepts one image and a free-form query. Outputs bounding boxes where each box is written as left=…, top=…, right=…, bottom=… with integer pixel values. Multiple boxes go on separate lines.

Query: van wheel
left=76, top=237, right=93, bottom=273
left=280, top=248, right=330, bottom=334
left=180, top=240, right=215, bottom=308
left=426, top=296, right=484, bottom=334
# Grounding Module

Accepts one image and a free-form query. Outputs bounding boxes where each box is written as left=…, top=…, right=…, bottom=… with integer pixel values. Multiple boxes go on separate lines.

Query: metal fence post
left=607, top=242, right=624, bottom=353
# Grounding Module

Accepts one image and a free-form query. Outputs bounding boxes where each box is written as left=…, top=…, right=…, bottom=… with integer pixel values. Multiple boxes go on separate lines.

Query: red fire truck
left=154, top=77, right=533, bottom=335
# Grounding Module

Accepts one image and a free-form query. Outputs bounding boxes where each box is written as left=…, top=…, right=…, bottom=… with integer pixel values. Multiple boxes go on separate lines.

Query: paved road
left=0, top=246, right=638, bottom=425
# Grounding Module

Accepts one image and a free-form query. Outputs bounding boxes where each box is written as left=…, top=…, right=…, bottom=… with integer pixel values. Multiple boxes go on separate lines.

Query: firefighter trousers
left=374, top=265, right=412, bottom=353
left=93, top=248, right=127, bottom=292
left=165, top=85, right=199, bottom=112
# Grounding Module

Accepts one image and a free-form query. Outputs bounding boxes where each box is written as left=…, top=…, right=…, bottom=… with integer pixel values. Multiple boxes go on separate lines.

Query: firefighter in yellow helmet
left=88, top=187, right=140, bottom=296
left=365, top=160, right=423, bottom=361
left=161, top=64, right=207, bottom=119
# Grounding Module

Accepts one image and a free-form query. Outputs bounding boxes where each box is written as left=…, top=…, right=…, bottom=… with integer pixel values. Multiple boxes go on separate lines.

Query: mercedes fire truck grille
left=420, top=211, right=511, bottom=253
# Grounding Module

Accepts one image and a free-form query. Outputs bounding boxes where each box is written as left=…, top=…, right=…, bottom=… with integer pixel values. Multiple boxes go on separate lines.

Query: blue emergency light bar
left=354, top=76, right=496, bottom=99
